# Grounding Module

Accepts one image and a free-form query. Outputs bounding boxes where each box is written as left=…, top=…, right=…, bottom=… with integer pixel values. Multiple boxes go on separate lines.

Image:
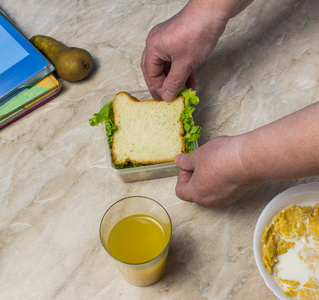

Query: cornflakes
left=262, top=203, right=319, bottom=299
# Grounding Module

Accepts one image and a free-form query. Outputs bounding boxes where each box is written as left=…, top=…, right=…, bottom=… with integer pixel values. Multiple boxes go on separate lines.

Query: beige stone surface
left=1, top=0, right=319, bottom=299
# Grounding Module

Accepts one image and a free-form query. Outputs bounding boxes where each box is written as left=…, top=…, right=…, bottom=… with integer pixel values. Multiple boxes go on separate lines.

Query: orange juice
left=107, top=214, right=169, bottom=264
left=100, top=196, right=172, bottom=286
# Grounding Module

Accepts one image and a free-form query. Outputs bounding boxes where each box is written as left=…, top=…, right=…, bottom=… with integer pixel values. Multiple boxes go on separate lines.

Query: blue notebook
left=0, top=12, right=55, bottom=104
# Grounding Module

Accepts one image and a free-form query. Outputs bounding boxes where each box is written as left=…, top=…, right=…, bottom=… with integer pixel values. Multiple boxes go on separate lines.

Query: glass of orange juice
left=99, top=196, right=172, bottom=286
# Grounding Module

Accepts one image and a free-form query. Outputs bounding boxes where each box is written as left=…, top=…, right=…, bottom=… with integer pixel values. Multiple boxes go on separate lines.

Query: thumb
left=175, top=154, right=195, bottom=203
left=162, top=61, right=193, bottom=101
left=175, top=153, right=195, bottom=172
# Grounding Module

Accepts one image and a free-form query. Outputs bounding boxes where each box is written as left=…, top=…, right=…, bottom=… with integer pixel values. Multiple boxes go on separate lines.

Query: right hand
left=141, top=0, right=229, bottom=101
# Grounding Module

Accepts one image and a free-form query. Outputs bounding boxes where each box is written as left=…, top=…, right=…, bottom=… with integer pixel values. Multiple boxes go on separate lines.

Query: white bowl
left=253, top=182, right=319, bottom=299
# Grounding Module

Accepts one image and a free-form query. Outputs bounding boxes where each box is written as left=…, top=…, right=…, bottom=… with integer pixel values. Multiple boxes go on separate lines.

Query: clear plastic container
left=100, top=89, right=198, bottom=183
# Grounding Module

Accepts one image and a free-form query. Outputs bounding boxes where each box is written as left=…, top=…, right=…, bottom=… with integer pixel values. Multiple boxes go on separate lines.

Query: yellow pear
left=30, top=35, right=93, bottom=82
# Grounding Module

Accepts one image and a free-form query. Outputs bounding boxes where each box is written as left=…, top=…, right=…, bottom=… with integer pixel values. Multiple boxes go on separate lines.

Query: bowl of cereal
left=253, top=182, right=319, bottom=300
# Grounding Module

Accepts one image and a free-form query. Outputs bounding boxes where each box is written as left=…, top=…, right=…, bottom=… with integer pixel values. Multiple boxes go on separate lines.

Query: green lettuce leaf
left=114, top=162, right=144, bottom=169
left=89, top=101, right=117, bottom=147
left=179, top=88, right=201, bottom=152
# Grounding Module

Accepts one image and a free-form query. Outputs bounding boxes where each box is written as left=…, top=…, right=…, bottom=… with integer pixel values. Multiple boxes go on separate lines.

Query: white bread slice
left=111, top=92, right=185, bottom=165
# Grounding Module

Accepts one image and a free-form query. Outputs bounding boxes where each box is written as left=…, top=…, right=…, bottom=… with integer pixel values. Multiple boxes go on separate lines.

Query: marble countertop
left=1, top=0, right=319, bottom=299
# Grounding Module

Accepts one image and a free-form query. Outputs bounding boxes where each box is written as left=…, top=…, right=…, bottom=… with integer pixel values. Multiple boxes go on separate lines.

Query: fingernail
left=163, top=90, right=176, bottom=101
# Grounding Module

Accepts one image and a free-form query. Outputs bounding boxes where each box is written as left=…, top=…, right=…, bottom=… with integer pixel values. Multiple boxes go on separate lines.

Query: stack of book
left=0, top=10, right=61, bottom=130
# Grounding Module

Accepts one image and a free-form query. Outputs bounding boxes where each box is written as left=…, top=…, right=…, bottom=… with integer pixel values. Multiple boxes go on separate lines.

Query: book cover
left=0, top=11, right=55, bottom=103
left=0, top=73, right=60, bottom=120
left=0, top=88, right=60, bottom=130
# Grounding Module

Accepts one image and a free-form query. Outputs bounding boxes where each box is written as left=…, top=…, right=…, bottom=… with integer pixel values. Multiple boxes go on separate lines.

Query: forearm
left=241, top=102, right=319, bottom=181
left=192, top=0, right=254, bottom=20
left=181, top=0, right=255, bottom=40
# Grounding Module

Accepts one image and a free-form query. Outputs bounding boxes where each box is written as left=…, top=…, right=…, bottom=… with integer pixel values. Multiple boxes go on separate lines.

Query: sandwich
left=89, top=89, right=201, bottom=168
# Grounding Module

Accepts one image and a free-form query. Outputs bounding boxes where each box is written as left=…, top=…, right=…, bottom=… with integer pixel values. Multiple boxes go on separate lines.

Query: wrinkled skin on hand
left=175, top=136, right=262, bottom=208
left=141, top=0, right=228, bottom=101
left=141, top=0, right=254, bottom=101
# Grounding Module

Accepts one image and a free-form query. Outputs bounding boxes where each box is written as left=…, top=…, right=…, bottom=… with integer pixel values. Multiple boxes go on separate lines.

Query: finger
left=163, top=61, right=171, bottom=76
left=185, top=70, right=196, bottom=90
left=141, top=48, right=154, bottom=89
left=175, top=169, right=193, bottom=202
left=162, top=61, right=193, bottom=101
left=175, top=153, right=195, bottom=172
left=141, top=48, right=165, bottom=100
left=149, top=89, right=162, bottom=100
left=142, top=47, right=167, bottom=94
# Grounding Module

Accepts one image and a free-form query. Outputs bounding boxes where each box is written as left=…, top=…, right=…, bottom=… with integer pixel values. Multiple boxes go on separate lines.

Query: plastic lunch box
left=100, top=89, right=198, bottom=183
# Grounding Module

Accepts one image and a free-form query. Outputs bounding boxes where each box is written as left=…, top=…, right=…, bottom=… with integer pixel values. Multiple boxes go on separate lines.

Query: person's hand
left=175, top=135, right=262, bottom=208
left=141, top=0, right=228, bottom=101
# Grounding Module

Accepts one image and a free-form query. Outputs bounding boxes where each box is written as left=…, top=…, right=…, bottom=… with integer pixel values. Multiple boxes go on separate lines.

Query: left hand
left=175, top=135, right=262, bottom=208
